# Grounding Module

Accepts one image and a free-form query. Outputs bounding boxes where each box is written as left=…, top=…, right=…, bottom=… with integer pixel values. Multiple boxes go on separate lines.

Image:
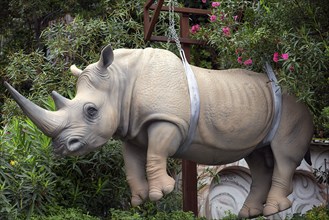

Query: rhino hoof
left=131, top=196, right=144, bottom=207
left=149, top=189, right=163, bottom=201
left=131, top=191, right=148, bottom=207
left=238, top=204, right=263, bottom=219
left=263, top=198, right=291, bottom=216
left=149, top=184, right=174, bottom=201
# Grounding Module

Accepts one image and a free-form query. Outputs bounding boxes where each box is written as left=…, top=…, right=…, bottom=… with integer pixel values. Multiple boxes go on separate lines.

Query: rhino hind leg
left=239, top=146, right=274, bottom=219
left=146, top=122, right=182, bottom=201
left=123, top=142, right=149, bottom=206
left=263, top=95, right=313, bottom=216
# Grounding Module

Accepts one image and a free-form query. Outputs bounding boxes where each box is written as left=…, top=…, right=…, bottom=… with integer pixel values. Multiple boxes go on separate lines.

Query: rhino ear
left=70, top=65, right=83, bottom=77
left=98, top=44, right=114, bottom=69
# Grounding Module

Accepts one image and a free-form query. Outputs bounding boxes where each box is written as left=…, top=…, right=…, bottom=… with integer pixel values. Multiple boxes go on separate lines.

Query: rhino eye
left=84, top=103, right=98, bottom=119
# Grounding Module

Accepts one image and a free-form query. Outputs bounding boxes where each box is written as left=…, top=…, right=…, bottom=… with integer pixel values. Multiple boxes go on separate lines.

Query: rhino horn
left=51, top=91, right=70, bottom=110
left=97, top=44, right=114, bottom=69
left=4, top=82, right=64, bottom=137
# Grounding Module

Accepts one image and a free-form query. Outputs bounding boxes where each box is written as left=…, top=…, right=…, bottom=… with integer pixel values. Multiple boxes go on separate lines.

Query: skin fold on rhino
left=4, top=44, right=313, bottom=218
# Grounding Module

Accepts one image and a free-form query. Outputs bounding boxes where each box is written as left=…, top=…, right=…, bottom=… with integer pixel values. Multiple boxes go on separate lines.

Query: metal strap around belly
left=173, top=49, right=200, bottom=157
left=257, top=62, right=283, bottom=148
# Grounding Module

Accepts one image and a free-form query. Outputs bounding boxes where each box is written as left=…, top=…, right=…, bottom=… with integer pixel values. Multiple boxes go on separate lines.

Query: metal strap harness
left=257, top=62, right=282, bottom=148
left=168, top=0, right=200, bottom=156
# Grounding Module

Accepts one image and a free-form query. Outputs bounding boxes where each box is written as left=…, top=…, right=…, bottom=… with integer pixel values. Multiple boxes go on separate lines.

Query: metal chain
left=168, top=0, right=182, bottom=52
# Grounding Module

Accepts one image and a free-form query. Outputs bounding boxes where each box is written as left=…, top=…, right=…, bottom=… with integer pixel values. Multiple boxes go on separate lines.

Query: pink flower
left=289, top=65, right=294, bottom=72
left=237, top=56, right=242, bottom=64
left=273, top=52, right=279, bottom=63
left=235, top=48, right=243, bottom=54
left=212, top=2, right=221, bottom=7
left=210, top=15, right=217, bottom=22
left=190, top=24, right=200, bottom=34
left=222, top=26, right=230, bottom=36
left=233, top=15, right=238, bottom=21
left=202, top=0, right=207, bottom=3
left=220, top=12, right=226, bottom=20
left=281, top=53, right=289, bottom=60
left=243, top=59, right=253, bottom=66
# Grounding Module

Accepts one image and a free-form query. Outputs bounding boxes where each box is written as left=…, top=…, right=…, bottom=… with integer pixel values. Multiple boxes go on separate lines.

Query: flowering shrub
left=190, top=0, right=329, bottom=136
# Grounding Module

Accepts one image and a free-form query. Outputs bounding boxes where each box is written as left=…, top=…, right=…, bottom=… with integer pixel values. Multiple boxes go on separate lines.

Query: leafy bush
left=287, top=205, right=329, bottom=220
left=52, top=139, right=131, bottom=217
left=304, top=205, right=329, bottom=220
left=191, top=0, right=329, bottom=135
left=109, top=208, right=207, bottom=220
left=30, top=206, right=100, bottom=220
left=0, top=113, right=131, bottom=219
left=0, top=116, right=56, bottom=219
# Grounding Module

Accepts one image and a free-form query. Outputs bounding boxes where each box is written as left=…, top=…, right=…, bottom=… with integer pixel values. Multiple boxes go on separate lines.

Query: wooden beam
left=144, top=0, right=165, bottom=41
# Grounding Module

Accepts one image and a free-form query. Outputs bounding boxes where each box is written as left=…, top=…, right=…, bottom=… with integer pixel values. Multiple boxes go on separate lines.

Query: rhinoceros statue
left=5, top=44, right=313, bottom=218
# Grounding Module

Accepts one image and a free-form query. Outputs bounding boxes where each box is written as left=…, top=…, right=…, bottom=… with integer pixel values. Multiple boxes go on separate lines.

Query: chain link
left=168, top=0, right=182, bottom=51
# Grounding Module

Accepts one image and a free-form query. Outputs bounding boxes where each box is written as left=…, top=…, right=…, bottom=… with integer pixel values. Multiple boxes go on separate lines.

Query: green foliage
left=52, top=139, right=131, bottom=217
left=286, top=205, right=329, bottom=220
left=30, top=206, right=100, bottom=220
left=0, top=116, right=56, bottom=219
left=191, top=0, right=329, bottom=135
left=109, top=208, right=207, bottom=220
left=304, top=205, right=329, bottom=220
left=109, top=209, right=143, bottom=220
left=0, top=115, right=129, bottom=219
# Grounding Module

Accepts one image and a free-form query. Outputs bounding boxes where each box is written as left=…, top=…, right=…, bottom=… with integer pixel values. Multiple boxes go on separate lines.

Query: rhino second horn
left=4, top=82, right=63, bottom=137
left=51, top=91, right=70, bottom=110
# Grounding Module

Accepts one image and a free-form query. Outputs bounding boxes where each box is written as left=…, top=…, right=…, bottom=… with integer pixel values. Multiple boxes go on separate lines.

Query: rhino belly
left=179, top=142, right=255, bottom=165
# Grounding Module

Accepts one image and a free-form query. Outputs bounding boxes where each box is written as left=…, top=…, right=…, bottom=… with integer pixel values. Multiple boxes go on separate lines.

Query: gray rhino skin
left=5, top=45, right=313, bottom=218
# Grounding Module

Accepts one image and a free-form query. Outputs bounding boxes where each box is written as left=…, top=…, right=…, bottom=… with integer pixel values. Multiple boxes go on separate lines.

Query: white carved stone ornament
left=198, top=144, right=329, bottom=219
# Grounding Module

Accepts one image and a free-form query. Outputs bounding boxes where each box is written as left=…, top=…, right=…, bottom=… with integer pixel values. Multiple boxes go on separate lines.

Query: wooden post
left=180, top=13, right=198, bottom=216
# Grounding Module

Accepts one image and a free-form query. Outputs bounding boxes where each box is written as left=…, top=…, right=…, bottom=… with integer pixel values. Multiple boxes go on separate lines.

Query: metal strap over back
left=174, top=50, right=200, bottom=156
left=257, top=62, right=282, bottom=148
left=168, top=0, right=200, bottom=156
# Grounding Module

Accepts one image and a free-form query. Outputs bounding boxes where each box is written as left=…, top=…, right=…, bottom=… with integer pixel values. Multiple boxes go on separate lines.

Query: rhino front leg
left=123, top=142, right=149, bottom=206
left=146, top=122, right=182, bottom=201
